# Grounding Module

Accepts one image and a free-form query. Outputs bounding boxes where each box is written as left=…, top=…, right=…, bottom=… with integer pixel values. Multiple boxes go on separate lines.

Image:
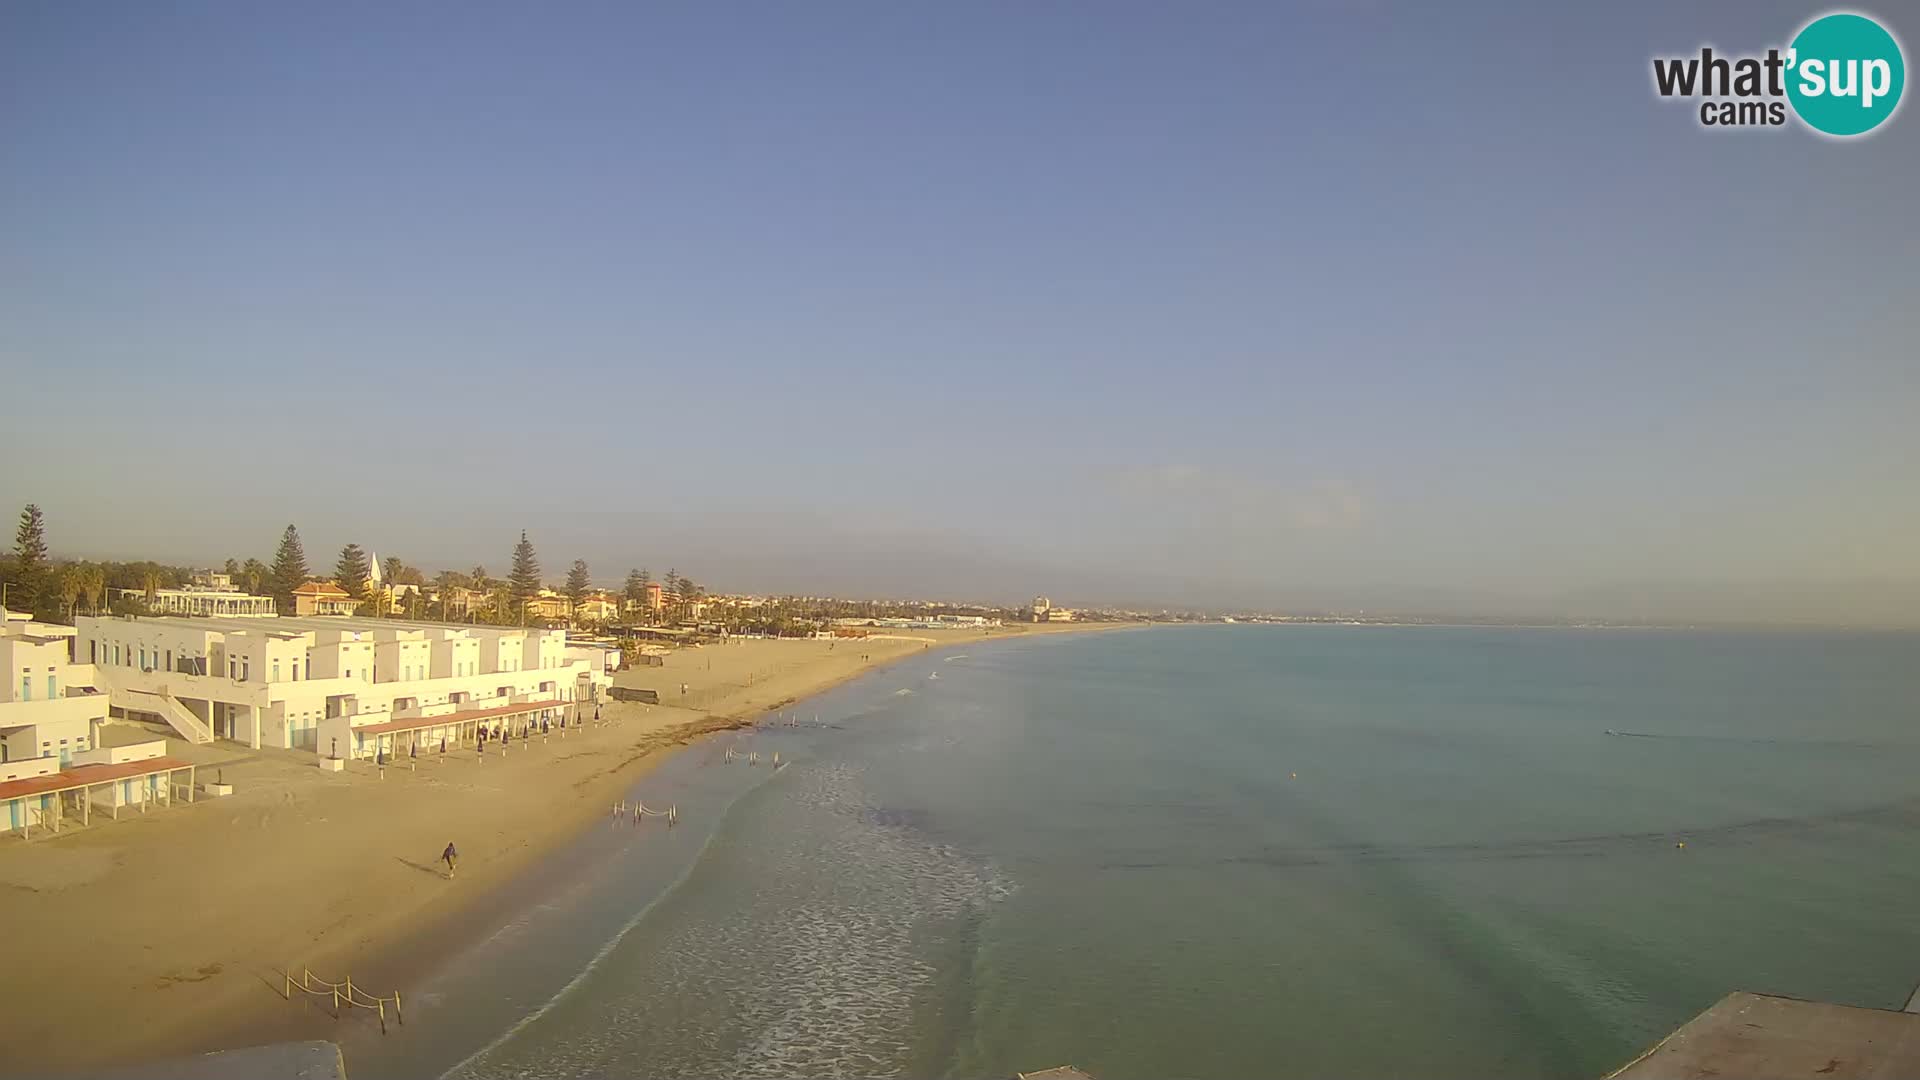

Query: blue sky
left=2, top=2, right=1915, bottom=620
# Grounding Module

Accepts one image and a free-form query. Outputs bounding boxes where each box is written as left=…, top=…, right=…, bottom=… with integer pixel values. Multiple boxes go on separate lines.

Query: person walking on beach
left=442, top=841, right=458, bottom=879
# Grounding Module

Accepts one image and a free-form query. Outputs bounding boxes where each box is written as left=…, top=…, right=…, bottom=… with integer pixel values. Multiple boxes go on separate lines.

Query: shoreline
left=0, top=621, right=1136, bottom=1076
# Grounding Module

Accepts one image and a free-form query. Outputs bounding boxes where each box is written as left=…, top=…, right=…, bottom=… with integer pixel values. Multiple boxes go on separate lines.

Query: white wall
left=0, top=757, right=59, bottom=783
left=431, top=635, right=480, bottom=679
left=0, top=699, right=102, bottom=764
left=1, top=636, right=71, bottom=703
left=375, top=637, right=432, bottom=683
left=69, top=739, right=165, bottom=768
left=477, top=631, right=525, bottom=673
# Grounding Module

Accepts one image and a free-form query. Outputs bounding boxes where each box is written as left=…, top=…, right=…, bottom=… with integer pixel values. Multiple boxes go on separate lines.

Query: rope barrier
left=283, top=965, right=405, bottom=1034
left=612, top=800, right=679, bottom=825
left=725, top=744, right=784, bottom=767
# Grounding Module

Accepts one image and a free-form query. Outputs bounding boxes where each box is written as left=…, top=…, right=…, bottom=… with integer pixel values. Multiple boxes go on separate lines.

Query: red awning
left=0, top=756, right=194, bottom=802
left=352, top=699, right=566, bottom=737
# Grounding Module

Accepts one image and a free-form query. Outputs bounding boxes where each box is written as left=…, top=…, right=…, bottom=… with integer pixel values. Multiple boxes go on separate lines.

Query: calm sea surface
left=347, top=625, right=1920, bottom=1080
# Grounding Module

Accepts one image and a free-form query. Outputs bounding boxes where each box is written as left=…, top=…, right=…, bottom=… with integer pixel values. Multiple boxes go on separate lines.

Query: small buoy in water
left=1290, top=772, right=1297, bottom=779
left=1675, top=841, right=1686, bottom=849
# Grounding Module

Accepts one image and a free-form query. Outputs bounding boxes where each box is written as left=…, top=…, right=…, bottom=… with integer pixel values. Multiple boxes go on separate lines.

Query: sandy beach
left=0, top=623, right=1118, bottom=1076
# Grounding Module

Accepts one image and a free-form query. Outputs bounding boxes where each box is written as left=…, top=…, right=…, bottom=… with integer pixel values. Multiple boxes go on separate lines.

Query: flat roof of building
left=84, top=614, right=572, bottom=638
left=351, top=698, right=567, bottom=737
left=0, top=756, right=194, bottom=802
left=1608, top=991, right=1920, bottom=1080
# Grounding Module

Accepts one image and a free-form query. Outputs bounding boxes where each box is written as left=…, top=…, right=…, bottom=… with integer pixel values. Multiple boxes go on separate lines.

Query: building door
left=7, top=800, right=18, bottom=830
left=58, top=746, right=70, bottom=766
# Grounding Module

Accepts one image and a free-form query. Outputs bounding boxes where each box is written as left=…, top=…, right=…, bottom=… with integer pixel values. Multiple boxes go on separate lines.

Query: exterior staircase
left=110, top=686, right=214, bottom=745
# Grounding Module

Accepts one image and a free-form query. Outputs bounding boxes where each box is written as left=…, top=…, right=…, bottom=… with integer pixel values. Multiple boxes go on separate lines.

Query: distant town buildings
left=831, top=614, right=1004, bottom=630
left=1030, top=596, right=1074, bottom=622
left=291, top=581, right=356, bottom=617
left=523, top=592, right=570, bottom=622
left=573, top=592, right=619, bottom=623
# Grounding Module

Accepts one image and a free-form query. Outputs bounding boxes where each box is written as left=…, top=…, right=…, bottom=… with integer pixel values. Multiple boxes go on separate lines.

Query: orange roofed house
left=291, top=581, right=357, bottom=617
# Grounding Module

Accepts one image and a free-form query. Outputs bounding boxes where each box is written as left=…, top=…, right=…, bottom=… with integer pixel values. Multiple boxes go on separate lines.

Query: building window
left=272, top=662, right=281, bottom=682
left=47, top=675, right=57, bottom=699
left=19, top=676, right=29, bottom=701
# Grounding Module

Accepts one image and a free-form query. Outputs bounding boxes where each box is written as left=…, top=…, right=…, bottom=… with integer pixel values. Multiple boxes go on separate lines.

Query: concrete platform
left=1609, top=991, right=1920, bottom=1080
left=69, top=1041, right=346, bottom=1080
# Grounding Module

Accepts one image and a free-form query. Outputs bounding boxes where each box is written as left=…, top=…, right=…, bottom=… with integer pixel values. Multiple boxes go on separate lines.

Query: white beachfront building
left=116, top=585, right=278, bottom=618
left=0, top=610, right=188, bottom=836
left=73, top=614, right=613, bottom=761
left=1, top=613, right=106, bottom=768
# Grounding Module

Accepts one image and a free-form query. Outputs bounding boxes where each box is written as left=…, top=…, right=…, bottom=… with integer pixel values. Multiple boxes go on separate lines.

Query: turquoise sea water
left=349, top=626, right=1920, bottom=1080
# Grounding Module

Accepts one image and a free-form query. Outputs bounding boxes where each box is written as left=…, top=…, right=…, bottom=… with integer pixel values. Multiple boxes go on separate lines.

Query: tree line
left=0, top=504, right=713, bottom=630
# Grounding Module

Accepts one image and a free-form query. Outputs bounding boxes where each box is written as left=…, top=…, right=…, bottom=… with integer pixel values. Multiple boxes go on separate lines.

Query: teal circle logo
left=1787, top=13, right=1905, bottom=136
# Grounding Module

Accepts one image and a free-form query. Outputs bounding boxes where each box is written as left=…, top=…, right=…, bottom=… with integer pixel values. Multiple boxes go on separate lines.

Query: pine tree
left=223, top=557, right=240, bottom=577
left=270, top=524, right=310, bottom=613
left=624, top=568, right=646, bottom=606
left=508, top=531, right=541, bottom=606
left=565, top=559, right=592, bottom=611
left=335, top=544, right=371, bottom=600
left=12, top=504, right=49, bottom=613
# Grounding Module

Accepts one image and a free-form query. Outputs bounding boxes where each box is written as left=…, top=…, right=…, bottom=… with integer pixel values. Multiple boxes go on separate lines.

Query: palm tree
left=240, top=558, right=269, bottom=596
left=432, top=570, right=467, bottom=621
left=59, top=565, right=84, bottom=620
left=365, top=580, right=390, bottom=618
left=79, top=565, right=104, bottom=615
left=142, top=570, right=161, bottom=606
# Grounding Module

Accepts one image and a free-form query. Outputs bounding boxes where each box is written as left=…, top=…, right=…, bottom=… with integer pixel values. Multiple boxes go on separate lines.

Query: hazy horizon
left=4, top=2, right=1916, bottom=626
